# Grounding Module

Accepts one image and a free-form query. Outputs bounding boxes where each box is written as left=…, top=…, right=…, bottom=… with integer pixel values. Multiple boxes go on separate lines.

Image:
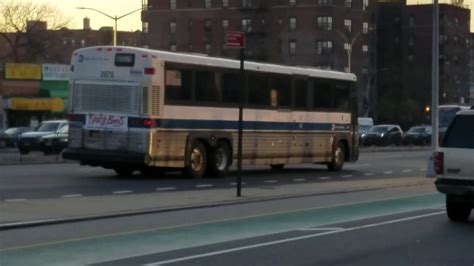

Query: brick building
left=376, top=1, right=471, bottom=127
left=142, top=0, right=376, bottom=116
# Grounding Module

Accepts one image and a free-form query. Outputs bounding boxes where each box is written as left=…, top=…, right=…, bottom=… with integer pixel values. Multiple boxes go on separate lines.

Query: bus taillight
left=144, top=67, right=156, bottom=75
left=143, top=119, right=154, bottom=127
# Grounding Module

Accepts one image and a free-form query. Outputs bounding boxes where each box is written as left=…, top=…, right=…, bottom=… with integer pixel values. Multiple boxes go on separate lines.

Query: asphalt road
left=1, top=185, right=471, bottom=266
left=0, top=151, right=430, bottom=200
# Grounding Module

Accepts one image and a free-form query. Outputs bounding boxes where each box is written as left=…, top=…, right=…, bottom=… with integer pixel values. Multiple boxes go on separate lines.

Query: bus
left=63, top=46, right=359, bottom=178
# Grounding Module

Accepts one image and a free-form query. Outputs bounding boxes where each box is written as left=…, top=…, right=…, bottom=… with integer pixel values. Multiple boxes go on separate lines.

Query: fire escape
left=239, top=0, right=269, bottom=61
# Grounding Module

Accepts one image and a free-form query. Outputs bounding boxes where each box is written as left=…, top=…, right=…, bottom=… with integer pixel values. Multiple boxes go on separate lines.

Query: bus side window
left=294, top=79, right=308, bottom=109
left=222, top=73, right=240, bottom=104
left=333, top=82, right=350, bottom=112
left=270, top=75, right=291, bottom=108
left=247, top=73, right=270, bottom=107
left=195, top=71, right=220, bottom=102
left=165, top=69, right=192, bottom=102
left=313, top=79, right=332, bottom=109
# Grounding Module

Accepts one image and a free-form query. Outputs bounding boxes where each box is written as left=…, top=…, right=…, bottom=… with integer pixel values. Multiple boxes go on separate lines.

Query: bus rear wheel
left=113, top=167, right=134, bottom=177
left=184, top=141, right=207, bottom=179
left=270, top=164, right=285, bottom=170
left=327, top=142, right=345, bottom=172
left=208, top=141, right=232, bottom=178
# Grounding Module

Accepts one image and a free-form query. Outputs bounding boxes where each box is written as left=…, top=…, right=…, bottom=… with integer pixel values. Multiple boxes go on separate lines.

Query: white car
left=435, top=108, right=474, bottom=222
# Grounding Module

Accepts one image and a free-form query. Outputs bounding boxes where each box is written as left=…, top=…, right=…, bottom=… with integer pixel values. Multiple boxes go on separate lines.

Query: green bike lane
left=0, top=192, right=444, bottom=266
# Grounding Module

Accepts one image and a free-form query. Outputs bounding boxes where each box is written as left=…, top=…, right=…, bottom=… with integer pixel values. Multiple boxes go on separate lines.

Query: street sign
left=226, top=31, right=246, bottom=49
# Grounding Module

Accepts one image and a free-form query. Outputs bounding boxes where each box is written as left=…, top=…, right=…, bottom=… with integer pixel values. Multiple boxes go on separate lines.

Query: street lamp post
left=335, top=30, right=367, bottom=73
left=76, top=7, right=142, bottom=46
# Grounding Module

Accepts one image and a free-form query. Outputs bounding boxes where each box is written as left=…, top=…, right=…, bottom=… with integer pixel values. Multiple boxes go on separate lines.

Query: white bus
left=63, top=46, right=359, bottom=178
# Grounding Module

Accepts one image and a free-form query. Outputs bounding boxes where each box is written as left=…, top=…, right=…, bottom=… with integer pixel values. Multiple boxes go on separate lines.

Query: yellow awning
left=9, top=98, right=64, bottom=112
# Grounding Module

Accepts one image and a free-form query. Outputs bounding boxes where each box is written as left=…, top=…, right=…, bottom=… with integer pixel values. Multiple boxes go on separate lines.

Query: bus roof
left=73, top=46, right=357, bottom=82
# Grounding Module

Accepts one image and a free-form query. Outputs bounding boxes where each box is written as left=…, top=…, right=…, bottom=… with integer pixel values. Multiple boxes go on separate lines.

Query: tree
left=0, top=0, right=71, bottom=62
left=450, top=0, right=464, bottom=7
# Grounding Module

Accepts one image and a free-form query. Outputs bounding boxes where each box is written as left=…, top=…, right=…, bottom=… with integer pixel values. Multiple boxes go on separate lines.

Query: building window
left=205, top=0, right=211, bottom=8
left=454, top=17, right=459, bottom=27
left=81, top=39, right=86, bottom=47
left=363, top=0, right=369, bottom=10
left=242, top=0, right=252, bottom=8
left=188, top=19, right=193, bottom=30
left=345, top=0, right=352, bottom=8
left=318, top=0, right=333, bottom=5
left=317, top=17, right=333, bottom=30
left=344, top=19, right=352, bottom=32
left=344, top=43, right=351, bottom=50
left=408, top=36, right=414, bottom=47
left=289, top=41, right=296, bottom=55
left=205, top=43, right=211, bottom=54
left=289, top=0, right=296, bottom=6
left=223, top=0, right=229, bottom=7
left=362, top=45, right=369, bottom=53
left=170, top=21, right=177, bottom=33
left=71, top=39, right=76, bottom=46
left=204, top=19, right=212, bottom=32
left=289, top=17, right=296, bottom=31
left=170, top=0, right=176, bottom=9
left=222, top=19, right=229, bottom=30
left=363, top=22, right=369, bottom=34
left=316, top=41, right=333, bottom=54
left=409, top=15, right=415, bottom=27
left=170, top=44, right=176, bottom=51
left=408, top=55, right=414, bottom=62
left=242, top=18, right=252, bottom=32
left=143, top=22, right=149, bottom=33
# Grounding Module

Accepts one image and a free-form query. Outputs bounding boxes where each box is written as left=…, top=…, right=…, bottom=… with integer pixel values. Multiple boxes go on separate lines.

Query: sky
left=28, top=0, right=474, bottom=32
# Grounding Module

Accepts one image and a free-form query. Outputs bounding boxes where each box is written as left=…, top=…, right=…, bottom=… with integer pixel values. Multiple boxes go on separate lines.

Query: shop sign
left=5, top=63, right=42, bottom=80
left=9, top=98, right=64, bottom=112
left=42, top=64, right=71, bottom=81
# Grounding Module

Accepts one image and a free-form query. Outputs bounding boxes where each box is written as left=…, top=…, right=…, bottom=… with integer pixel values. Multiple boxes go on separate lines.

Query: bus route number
left=100, top=71, right=114, bottom=79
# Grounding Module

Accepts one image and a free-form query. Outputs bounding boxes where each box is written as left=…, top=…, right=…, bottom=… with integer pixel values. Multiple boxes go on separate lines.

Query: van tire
left=446, top=196, right=471, bottom=222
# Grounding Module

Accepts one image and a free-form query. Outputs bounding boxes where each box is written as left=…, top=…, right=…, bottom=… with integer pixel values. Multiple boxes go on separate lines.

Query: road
left=0, top=151, right=429, bottom=200
left=1, top=184, right=472, bottom=266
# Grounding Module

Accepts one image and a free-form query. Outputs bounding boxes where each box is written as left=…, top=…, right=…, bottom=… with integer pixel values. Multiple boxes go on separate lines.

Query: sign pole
left=237, top=48, right=245, bottom=197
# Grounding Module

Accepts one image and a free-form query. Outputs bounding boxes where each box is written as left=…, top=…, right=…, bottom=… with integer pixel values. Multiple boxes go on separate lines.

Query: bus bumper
left=62, top=148, right=146, bottom=166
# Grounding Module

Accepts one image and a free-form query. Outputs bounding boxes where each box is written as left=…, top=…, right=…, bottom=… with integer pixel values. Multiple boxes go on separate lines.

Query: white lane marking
left=61, top=194, right=83, bottom=198
left=293, top=178, right=306, bottom=182
left=297, top=227, right=344, bottom=232
left=420, top=168, right=427, bottom=172
left=319, top=177, right=331, bottom=180
left=230, top=182, right=247, bottom=186
left=155, top=187, right=176, bottom=192
left=402, top=169, right=413, bottom=173
left=342, top=175, right=353, bottom=178
left=264, top=180, right=278, bottom=184
left=364, top=173, right=374, bottom=176
left=112, top=190, right=133, bottom=195
left=345, top=164, right=371, bottom=168
left=146, top=211, right=444, bottom=266
left=384, top=171, right=393, bottom=175
left=195, top=184, right=214, bottom=189
left=5, top=198, right=27, bottom=203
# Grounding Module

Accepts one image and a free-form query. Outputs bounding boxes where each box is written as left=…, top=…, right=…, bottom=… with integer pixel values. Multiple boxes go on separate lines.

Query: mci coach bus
left=63, top=46, right=359, bottom=178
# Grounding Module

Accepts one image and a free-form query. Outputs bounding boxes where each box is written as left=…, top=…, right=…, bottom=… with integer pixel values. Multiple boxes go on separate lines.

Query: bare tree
left=0, top=0, right=71, bottom=62
left=450, top=0, right=464, bottom=7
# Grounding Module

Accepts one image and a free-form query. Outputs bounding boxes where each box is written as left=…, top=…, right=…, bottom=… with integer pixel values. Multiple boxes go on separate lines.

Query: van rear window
left=115, top=53, right=135, bottom=67
left=442, top=115, right=474, bottom=149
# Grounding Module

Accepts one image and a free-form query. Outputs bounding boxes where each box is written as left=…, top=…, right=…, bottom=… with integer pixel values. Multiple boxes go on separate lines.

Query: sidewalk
left=0, top=176, right=436, bottom=225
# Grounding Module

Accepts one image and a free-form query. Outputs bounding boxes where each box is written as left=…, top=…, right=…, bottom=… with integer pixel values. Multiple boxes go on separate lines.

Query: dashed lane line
left=319, top=177, right=331, bottom=180
left=342, top=175, right=353, bottom=178
left=293, top=178, right=306, bottom=182
left=61, top=194, right=83, bottom=198
left=364, top=173, right=374, bottom=176
left=4, top=199, right=27, bottom=203
left=402, top=169, right=413, bottom=173
left=384, top=171, right=393, bottom=175
left=112, top=190, right=133, bottom=195
left=155, top=187, right=176, bottom=192
left=195, top=184, right=214, bottom=189
left=264, top=180, right=278, bottom=184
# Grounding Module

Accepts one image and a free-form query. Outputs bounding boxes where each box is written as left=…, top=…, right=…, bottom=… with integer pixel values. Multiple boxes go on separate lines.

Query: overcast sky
left=29, top=0, right=473, bottom=32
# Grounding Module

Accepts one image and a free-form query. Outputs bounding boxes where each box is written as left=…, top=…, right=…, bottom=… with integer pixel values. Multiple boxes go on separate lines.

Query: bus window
left=115, top=53, right=135, bottom=67
left=247, top=73, right=270, bottom=107
left=294, top=79, right=308, bottom=109
left=222, top=73, right=240, bottom=104
left=313, top=79, right=332, bottom=109
left=165, top=69, right=192, bottom=102
left=195, top=71, right=220, bottom=102
left=270, top=75, right=291, bottom=108
left=333, top=82, right=350, bottom=112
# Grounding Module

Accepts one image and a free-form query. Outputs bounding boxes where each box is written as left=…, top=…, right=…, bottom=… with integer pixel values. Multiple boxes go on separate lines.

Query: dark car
left=17, top=120, right=68, bottom=154
left=0, top=127, right=32, bottom=148
left=39, top=125, right=69, bottom=155
left=363, top=125, right=403, bottom=146
left=403, top=126, right=432, bottom=146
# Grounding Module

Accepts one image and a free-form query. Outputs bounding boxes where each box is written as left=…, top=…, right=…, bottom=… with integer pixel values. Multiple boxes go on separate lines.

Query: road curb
left=0, top=181, right=431, bottom=230
left=360, top=147, right=430, bottom=153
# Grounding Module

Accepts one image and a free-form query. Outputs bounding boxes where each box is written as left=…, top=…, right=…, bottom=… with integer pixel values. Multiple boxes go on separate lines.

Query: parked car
left=363, top=125, right=403, bottom=146
left=435, top=108, right=474, bottom=222
left=17, top=120, right=69, bottom=154
left=39, top=125, right=69, bottom=155
left=402, top=126, right=432, bottom=146
left=0, top=127, right=31, bottom=148
left=358, top=117, right=374, bottom=146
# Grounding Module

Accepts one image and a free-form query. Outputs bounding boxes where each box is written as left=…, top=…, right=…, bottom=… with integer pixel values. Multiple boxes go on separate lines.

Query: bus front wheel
left=327, top=143, right=345, bottom=172
left=184, top=141, right=207, bottom=179
left=208, top=141, right=232, bottom=178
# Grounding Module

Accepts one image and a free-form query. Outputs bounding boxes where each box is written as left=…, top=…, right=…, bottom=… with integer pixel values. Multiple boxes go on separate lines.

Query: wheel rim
left=335, top=147, right=344, bottom=166
left=190, top=147, right=204, bottom=172
left=215, top=147, right=228, bottom=171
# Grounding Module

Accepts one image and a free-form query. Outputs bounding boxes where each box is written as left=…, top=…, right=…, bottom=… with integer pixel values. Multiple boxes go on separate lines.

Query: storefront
left=6, top=98, right=65, bottom=127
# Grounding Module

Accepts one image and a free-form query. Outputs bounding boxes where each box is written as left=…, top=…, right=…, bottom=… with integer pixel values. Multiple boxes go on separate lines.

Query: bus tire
left=270, top=164, right=285, bottom=170
left=140, top=166, right=163, bottom=178
left=184, top=141, right=207, bottom=179
left=208, top=141, right=232, bottom=178
left=327, top=142, right=345, bottom=172
left=113, top=167, right=134, bottom=177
